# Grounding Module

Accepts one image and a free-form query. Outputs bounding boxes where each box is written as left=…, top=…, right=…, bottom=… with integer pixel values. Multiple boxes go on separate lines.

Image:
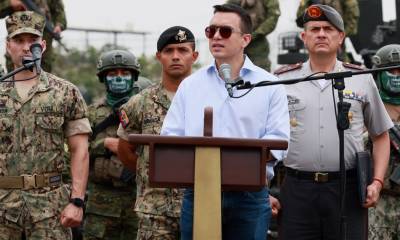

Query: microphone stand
left=236, top=64, right=400, bottom=240
left=0, top=59, right=37, bottom=82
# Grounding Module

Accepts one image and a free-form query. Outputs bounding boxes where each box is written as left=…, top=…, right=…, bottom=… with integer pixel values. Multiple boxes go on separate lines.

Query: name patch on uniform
left=119, top=109, right=129, bottom=129
left=143, top=113, right=160, bottom=125
left=343, top=90, right=366, bottom=102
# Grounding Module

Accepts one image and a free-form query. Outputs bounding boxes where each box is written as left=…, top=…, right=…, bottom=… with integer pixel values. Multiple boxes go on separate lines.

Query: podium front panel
left=149, top=143, right=266, bottom=191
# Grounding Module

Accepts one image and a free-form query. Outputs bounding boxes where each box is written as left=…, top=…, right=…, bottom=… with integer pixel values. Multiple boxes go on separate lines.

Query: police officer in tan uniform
left=275, top=5, right=392, bottom=239
left=0, top=11, right=90, bottom=239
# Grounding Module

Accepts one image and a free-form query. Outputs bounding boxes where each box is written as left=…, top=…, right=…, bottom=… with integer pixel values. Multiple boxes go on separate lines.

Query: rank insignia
left=176, top=30, right=187, bottom=42
left=119, top=109, right=129, bottom=129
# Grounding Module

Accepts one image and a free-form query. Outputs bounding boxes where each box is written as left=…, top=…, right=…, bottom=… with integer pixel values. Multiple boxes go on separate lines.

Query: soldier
left=275, top=5, right=391, bottom=239
left=0, top=11, right=90, bottom=239
left=227, top=0, right=280, bottom=71
left=0, top=0, right=67, bottom=72
left=368, top=44, right=400, bottom=240
left=83, top=49, right=152, bottom=240
left=116, top=26, right=198, bottom=239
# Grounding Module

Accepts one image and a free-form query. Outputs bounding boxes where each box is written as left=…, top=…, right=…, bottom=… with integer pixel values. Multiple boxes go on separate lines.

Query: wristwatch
left=70, top=198, right=85, bottom=208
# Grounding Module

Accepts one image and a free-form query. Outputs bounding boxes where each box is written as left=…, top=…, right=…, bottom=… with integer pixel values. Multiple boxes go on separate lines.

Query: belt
left=0, top=173, right=62, bottom=190
left=285, top=167, right=357, bottom=183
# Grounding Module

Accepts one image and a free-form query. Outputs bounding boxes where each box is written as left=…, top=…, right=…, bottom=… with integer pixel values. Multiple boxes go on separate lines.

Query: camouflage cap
left=6, top=11, right=45, bottom=39
left=157, top=26, right=195, bottom=52
left=301, top=4, right=344, bottom=32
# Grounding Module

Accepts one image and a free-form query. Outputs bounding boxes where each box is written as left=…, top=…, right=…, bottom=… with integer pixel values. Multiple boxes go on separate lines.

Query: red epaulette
left=342, top=62, right=364, bottom=70
left=274, top=62, right=303, bottom=75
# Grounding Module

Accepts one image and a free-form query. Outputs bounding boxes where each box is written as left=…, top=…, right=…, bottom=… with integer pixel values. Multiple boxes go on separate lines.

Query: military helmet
left=372, top=44, right=400, bottom=68
left=96, top=50, right=141, bottom=82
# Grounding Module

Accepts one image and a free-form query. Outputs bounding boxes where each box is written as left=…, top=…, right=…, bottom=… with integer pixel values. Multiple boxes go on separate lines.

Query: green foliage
left=52, top=44, right=162, bottom=104
left=52, top=44, right=203, bottom=104
left=137, top=54, right=162, bottom=83
left=53, top=46, right=101, bottom=104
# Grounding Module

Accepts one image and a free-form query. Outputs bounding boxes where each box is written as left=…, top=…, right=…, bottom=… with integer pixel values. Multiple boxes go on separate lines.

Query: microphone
left=219, top=63, right=234, bottom=97
left=30, top=43, right=43, bottom=73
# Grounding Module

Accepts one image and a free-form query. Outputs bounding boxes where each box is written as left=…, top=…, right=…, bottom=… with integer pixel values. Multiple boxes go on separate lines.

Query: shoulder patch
left=119, top=109, right=129, bottom=129
left=342, top=62, right=364, bottom=70
left=274, top=62, right=303, bottom=75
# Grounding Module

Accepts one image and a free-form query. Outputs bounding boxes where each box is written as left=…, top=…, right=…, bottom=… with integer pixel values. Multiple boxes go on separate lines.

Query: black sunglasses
left=205, top=25, right=242, bottom=39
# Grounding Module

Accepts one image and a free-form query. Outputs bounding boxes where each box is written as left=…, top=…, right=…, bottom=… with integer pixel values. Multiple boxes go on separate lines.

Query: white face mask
left=105, top=72, right=132, bottom=94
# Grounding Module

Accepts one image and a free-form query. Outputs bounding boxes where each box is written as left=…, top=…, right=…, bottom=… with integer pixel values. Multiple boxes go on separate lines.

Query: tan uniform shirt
left=277, top=60, right=393, bottom=171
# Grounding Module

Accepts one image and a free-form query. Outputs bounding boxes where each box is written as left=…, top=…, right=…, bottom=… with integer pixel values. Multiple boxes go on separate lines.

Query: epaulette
left=274, top=62, right=303, bottom=75
left=342, top=62, right=364, bottom=70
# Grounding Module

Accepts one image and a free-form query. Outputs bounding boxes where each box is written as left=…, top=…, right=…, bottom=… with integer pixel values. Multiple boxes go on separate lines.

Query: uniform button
left=320, top=126, right=324, bottom=129
left=320, top=107, right=323, bottom=111
left=320, top=145, right=324, bottom=148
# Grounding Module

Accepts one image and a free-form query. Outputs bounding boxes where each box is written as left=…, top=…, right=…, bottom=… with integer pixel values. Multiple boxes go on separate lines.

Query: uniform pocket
left=24, top=184, right=70, bottom=223
left=36, top=114, right=64, bottom=131
left=34, top=114, right=64, bottom=152
left=0, top=116, right=13, bottom=153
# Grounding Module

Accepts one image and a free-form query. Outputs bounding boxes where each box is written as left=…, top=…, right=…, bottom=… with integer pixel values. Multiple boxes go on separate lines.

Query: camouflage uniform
left=84, top=99, right=138, bottom=240
left=296, top=0, right=359, bottom=36
left=0, top=0, right=67, bottom=72
left=366, top=123, right=400, bottom=240
left=0, top=71, right=90, bottom=239
left=227, top=0, right=280, bottom=71
left=118, top=83, right=182, bottom=240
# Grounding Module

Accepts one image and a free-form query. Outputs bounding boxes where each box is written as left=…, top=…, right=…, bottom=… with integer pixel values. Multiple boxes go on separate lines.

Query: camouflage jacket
left=296, top=0, right=359, bottom=36
left=88, top=98, right=133, bottom=188
left=119, top=83, right=182, bottom=217
left=0, top=71, right=90, bottom=223
left=227, top=0, right=280, bottom=38
left=0, top=0, right=67, bottom=29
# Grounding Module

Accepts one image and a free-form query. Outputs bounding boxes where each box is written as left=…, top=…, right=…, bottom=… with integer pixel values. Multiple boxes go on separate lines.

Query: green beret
left=301, top=4, right=344, bottom=32
left=157, top=26, right=195, bottom=52
left=6, top=11, right=45, bottom=39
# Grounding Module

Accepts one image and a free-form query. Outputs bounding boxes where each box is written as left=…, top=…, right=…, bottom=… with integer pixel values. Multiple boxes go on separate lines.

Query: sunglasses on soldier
left=205, top=25, right=243, bottom=39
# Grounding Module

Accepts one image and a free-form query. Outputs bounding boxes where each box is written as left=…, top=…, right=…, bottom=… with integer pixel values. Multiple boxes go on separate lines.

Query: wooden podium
left=128, top=108, right=288, bottom=240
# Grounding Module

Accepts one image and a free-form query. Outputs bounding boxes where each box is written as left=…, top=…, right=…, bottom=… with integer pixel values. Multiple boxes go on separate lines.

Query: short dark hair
left=213, top=3, right=252, bottom=34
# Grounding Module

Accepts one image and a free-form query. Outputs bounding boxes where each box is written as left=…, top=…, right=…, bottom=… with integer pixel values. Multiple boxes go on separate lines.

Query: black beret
left=301, top=4, right=344, bottom=32
left=157, top=26, right=195, bottom=52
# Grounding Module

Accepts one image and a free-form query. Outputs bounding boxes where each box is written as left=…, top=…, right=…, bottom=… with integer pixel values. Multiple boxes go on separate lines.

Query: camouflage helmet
left=372, top=44, right=400, bottom=68
left=96, top=50, right=141, bottom=82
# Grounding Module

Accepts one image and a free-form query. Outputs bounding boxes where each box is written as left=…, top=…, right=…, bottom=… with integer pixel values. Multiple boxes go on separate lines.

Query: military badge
left=119, top=109, right=129, bottom=129
left=176, top=30, right=187, bottom=42
left=307, top=5, right=322, bottom=18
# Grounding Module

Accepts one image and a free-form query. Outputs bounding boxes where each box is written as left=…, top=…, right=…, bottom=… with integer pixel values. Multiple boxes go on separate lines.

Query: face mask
left=105, top=72, right=133, bottom=94
left=380, top=71, right=400, bottom=94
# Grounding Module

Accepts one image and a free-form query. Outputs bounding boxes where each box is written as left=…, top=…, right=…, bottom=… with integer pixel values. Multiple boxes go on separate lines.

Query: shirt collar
left=206, top=55, right=257, bottom=77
